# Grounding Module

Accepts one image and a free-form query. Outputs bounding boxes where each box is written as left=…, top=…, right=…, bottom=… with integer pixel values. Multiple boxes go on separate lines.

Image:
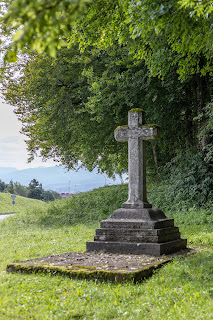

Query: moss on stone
left=6, top=258, right=171, bottom=283
left=114, top=125, right=128, bottom=131
left=144, top=124, right=160, bottom=128
left=129, top=108, right=145, bottom=113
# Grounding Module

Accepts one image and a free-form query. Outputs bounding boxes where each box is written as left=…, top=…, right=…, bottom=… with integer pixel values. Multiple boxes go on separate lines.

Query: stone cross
left=114, top=108, right=159, bottom=209
left=87, top=109, right=187, bottom=255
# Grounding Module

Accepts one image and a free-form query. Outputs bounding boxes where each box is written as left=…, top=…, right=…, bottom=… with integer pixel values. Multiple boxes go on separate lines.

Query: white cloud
left=0, top=99, right=56, bottom=169
left=0, top=101, right=22, bottom=137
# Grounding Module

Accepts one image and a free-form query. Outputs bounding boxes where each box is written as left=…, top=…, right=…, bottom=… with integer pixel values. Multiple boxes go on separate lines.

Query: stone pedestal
left=86, top=208, right=187, bottom=255
left=86, top=109, right=187, bottom=255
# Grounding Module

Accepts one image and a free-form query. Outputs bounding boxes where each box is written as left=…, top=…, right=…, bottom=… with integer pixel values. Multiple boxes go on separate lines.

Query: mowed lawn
left=0, top=185, right=213, bottom=320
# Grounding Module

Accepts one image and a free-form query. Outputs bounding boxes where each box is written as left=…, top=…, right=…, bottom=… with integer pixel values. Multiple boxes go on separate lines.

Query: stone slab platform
left=7, top=248, right=196, bottom=283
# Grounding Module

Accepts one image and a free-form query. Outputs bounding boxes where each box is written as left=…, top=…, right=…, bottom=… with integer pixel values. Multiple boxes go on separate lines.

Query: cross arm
left=114, top=125, right=160, bottom=142
left=137, top=125, right=160, bottom=140
left=114, top=125, right=129, bottom=142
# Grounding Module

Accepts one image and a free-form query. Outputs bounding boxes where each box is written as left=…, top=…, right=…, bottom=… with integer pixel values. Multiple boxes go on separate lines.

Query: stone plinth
left=86, top=109, right=187, bottom=255
left=86, top=208, right=187, bottom=255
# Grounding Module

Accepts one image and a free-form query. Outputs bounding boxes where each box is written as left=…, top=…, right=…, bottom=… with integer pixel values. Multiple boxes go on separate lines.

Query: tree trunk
left=193, top=74, right=210, bottom=152
left=152, top=142, right=158, bottom=171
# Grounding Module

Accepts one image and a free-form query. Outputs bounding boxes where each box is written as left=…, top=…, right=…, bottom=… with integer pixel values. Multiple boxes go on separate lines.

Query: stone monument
left=86, top=108, right=187, bottom=255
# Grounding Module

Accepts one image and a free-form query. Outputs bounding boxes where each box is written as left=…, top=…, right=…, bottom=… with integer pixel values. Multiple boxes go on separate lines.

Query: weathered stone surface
left=6, top=248, right=197, bottom=283
left=86, top=239, right=187, bottom=255
left=109, top=207, right=166, bottom=220
left=94, top=228, right=181, bottom=243
left=100, top=218, right=175, bottom=229
left=115, top=109, right=160, bottom=209
left=95, top=226, right=179, bottom=236
left=86, top=109, right=187, bottom=255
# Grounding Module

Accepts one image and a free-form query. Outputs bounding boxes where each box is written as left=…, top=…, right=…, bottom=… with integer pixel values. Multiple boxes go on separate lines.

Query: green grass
left=0, top=192, right=47, bottom=214
left=0, top=184, right=213, bottom=319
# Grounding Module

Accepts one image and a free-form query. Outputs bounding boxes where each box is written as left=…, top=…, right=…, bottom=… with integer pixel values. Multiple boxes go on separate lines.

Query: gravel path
left=0, top=214, right=14, bottom=221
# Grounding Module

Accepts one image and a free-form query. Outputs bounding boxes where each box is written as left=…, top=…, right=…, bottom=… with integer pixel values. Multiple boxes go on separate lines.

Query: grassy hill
left=0, top=183, right=212, bottom=319
left=0, top=192, right=48, bottom=214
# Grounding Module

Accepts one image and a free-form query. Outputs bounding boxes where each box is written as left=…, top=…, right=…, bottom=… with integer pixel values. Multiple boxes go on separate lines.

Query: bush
left=164, top=150, right=213, bottom=208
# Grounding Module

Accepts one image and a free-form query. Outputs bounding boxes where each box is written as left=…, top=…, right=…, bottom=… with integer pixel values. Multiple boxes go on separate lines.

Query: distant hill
left=0, top=166, right=126, bottom=193
left=0, top=192, right=47, bottom=214
left=0, top=167, right=18, bottom=176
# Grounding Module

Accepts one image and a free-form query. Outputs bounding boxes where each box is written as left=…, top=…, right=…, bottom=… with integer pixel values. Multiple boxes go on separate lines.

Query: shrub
left=164, top=149, right=213, bottom=208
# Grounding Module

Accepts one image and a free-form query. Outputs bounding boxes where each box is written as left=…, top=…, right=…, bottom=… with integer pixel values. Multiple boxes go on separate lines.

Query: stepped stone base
left=86, top=239, right=187, bottom=256
left=86, top=207, right=187, bottom=256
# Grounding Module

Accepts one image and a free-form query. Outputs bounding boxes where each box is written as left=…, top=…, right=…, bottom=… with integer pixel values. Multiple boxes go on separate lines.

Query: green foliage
left=27, top=179, right=61, bottom=201
left=5, top=180, right=14, bottom=193
left=2, top=46, right=131, bottom=175
left=163, top=150, right=213, bottom=208
left=198, top=102, right=213, bottom=163
left=28, top=179, right=44, bottom=200
left=5, top=181, right=30, bottom=197
left=0, top=180, right=6, bottom=192
left=3, top=44, right=212, bottom=176
left=0, top=178, right=61, bottom=201
left=119, top=0, right=213, bottom=79
left=13, top=182, right=29, bottom=197
left=2, top=0, right=213, bottom=79
left=179, top=0, right=213, bottom=16
left=1, top=0, right=90, bottom=60
left=43, top=190, right=61, bottom=202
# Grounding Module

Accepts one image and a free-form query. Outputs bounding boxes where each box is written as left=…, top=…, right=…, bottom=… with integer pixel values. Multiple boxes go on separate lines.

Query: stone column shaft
left=123, top=138, right=151, bottom=208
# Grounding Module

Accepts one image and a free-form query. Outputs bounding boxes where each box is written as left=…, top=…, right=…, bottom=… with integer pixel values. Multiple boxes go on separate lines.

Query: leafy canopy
left=3, top=43, right=212, bottom=176
left=1, top=0, right=213, bottom=79
left=1, top=0, right=90, bottom=60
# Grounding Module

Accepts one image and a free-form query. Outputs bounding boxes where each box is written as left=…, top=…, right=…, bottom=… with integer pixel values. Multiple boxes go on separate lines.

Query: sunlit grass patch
left=0, top=192, right=47, bottom=214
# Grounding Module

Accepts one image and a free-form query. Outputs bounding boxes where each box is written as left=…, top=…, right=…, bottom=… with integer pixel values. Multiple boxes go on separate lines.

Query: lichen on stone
left=6, top=262, right=158, bottom=283
left=114, top=125, right=128, bottom=131
left=144, top=124, right=160, bottom=128
left=139, top=124, right=160, bottom=128
left=129, top=108, right=145, bottom=113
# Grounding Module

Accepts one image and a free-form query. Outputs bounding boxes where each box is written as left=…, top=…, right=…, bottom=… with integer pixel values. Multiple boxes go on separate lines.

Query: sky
left=0, top=98, right=55, bottom=169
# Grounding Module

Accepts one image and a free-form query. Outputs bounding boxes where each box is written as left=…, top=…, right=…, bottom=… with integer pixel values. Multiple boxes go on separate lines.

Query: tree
left=43, top=190, right=61, bottom=202
left=1, top=1, right=212, bottom=161
left=42, top=190, right=55, bottom=202
left=28, top=179, right=43, bottom=200
left=2, top=44, right=212, bottom=176
left=0, top=180, right=6, bottom=192
left=13, top=182, right=29, bottom=197
left=6, top=180, right=14, bottom=193
left=2, top=45, right=129, bottom=176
